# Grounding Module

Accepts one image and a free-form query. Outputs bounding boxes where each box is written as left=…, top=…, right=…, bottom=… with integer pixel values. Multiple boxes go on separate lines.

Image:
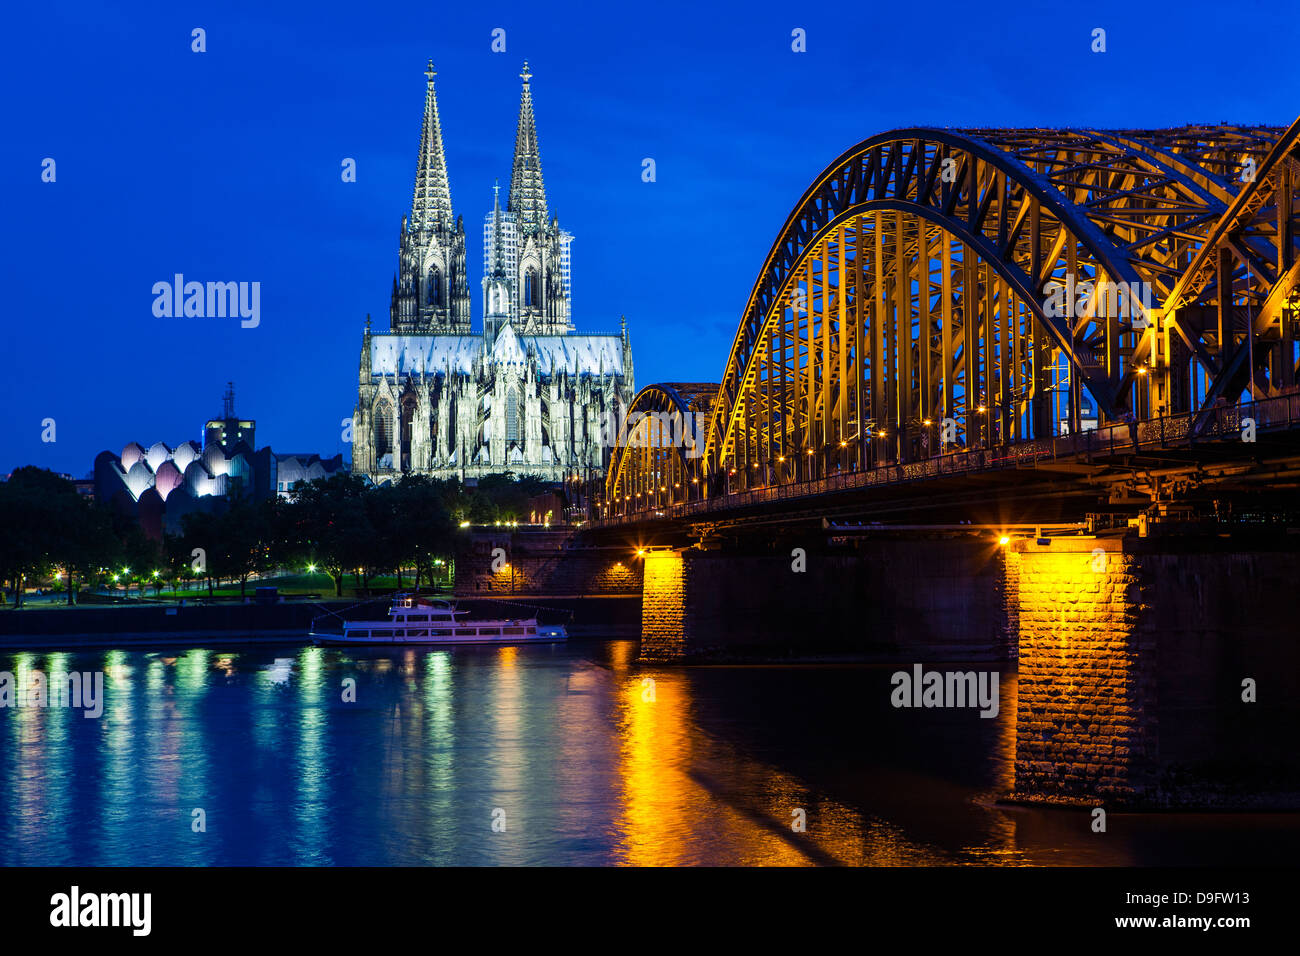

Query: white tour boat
left=312, top=594, right=567, bottom=646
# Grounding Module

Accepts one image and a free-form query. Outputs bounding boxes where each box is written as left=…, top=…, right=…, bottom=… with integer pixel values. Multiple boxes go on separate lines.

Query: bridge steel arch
left=604, top=383, right=717, bottom=516
left=608, top=121, right=1300, bottom=513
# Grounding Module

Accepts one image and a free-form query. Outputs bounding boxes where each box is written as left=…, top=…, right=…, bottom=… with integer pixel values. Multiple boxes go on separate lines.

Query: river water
left=1, top=641, right=1295, bottom=866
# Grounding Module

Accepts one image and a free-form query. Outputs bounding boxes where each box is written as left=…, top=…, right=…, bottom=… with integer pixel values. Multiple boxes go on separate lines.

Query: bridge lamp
left=923, top=419, right=932, bottom=426
left=977, top=405, right=987, bottom=413
left=307, top=563, right=317, bottom=573
left=877, top=430, right=887, bottom=438
left=999, top=536, right=1010, bottom=546
left=806, top=449, right=814, bottom=455
left=691, top=478, right=699, bottom=484
left=1136, top=366, right=1148, bottom=376
left=778, top=456, right=785, bottom=463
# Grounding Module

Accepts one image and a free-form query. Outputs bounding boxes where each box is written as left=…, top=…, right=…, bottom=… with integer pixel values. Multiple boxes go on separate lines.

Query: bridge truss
left=606, top=120, right=1300, bottom=515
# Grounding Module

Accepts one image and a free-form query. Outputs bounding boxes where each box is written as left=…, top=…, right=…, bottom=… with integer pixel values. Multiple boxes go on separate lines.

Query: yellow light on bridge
left=999, top=536, right=1010, bottom=546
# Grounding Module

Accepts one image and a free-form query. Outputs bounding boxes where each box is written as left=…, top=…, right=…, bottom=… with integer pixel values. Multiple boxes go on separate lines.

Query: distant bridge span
left=604, top=119, right=1300, bottom=525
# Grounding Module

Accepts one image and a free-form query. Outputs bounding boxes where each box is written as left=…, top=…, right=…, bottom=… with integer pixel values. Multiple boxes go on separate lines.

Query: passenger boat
left=311, top=594, right=567, bottom=646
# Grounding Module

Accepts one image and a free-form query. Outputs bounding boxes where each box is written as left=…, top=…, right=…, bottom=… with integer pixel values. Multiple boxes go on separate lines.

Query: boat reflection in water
left=0, top=642, right=1297, bottom=865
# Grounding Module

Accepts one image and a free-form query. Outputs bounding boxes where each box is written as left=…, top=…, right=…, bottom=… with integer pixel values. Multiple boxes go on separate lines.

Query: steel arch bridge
left=605, top=119, right=1300, bottom=516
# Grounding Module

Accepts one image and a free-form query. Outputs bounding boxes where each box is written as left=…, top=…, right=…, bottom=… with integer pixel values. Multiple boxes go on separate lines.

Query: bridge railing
left=596, top=392, right=1300, bottom=525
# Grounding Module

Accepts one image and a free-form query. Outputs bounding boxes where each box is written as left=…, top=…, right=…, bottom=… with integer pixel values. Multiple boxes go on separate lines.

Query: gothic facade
left=353, top=61, right=634, bottom=484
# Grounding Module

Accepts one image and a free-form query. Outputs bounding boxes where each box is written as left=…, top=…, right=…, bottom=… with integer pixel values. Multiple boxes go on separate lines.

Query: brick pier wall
left=1012, top=538, right=1300, bottom=808
left=1012, top=539, right=1154, bottom=803
left=454, top=530, right=642, bottom=597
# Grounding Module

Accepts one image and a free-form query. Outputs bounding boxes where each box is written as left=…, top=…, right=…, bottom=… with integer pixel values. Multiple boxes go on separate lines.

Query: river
left=1, top=641, right=1296, bottom=865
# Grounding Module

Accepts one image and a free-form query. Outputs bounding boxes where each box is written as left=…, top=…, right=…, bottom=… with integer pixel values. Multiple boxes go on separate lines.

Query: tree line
left=0, top=468, right=557, bottom=605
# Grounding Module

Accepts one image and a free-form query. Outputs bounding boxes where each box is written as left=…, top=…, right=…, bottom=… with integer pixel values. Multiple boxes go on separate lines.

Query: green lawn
left=5, top=571, right=454, bottom=606
left=148, top=572, right=453, bottom=599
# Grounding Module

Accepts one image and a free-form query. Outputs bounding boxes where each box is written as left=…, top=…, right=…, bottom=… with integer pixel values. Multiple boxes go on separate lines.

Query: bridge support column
left=1011, top=536, right=1300, bottom=808
left=1011, top=539, right=1155, bottom=804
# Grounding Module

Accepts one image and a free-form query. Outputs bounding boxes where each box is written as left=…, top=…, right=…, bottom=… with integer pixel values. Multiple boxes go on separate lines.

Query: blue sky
left=2, top=0, right=1296, bottom=476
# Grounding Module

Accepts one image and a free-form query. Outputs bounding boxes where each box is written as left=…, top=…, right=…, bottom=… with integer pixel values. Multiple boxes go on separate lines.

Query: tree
left=215, top=499, right=275, bottom=599
left=283, top=473, right=374, bottom=597
left=392, top=475, right=454, bottom=592
left=0, top=468, right=95, bottom=607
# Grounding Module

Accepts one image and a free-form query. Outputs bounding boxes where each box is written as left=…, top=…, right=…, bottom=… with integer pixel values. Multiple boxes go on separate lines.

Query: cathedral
left=352, top=61, right=635, bottom=484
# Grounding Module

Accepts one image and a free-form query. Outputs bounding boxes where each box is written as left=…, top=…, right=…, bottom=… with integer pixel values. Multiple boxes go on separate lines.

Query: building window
left=524, top=269, right=537, bottom=307
left=375, top=399, right=393, bottom=457
left=506, top=388, right=520, bottom=443
left=427, top=268, right=441, bottom=306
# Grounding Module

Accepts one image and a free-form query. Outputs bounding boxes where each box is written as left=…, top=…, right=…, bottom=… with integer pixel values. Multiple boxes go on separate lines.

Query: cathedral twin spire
left=397, top=58, right=563, bottom=337
left=407, top=58, right=550, bottom=238
left=507, top=61, right=549, bottom=234
left=409, top=60, right=454, bottom=233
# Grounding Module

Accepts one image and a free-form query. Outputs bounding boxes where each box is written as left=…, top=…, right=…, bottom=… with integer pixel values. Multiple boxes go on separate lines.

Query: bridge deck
left=596, top=392, right=1300, bottom=531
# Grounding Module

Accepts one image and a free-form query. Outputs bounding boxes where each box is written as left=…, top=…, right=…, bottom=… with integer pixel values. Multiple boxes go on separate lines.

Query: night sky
left=3, top=0, right=1295, bottom=476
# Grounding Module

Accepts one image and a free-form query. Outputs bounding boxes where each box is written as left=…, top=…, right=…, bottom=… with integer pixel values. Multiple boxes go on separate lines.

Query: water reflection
left=0, top=643, right=1295, bottom=866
